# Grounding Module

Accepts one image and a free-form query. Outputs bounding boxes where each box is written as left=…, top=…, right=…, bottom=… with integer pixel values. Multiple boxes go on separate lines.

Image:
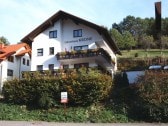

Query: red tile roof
left=0, top=43, right=31, bottom=62
left=15, top=49, right=31, bottom=56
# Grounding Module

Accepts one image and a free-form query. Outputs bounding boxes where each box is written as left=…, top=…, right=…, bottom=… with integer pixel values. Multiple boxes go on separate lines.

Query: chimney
left=155, top=2, right=161, bottom=32
left=155, top=1, right=161, bottom=48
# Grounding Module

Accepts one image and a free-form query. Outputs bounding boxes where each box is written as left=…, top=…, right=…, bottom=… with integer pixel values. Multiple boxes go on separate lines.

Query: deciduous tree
left=0, top=36, right=10, bottom=45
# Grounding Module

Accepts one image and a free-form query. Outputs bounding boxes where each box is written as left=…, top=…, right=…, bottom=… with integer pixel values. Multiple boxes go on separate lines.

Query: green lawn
left=118, top=49, right=168, bottom=58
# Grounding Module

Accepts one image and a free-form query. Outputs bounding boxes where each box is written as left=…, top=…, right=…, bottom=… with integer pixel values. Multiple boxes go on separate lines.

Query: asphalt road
left=0, top=121, right=167, bottom=126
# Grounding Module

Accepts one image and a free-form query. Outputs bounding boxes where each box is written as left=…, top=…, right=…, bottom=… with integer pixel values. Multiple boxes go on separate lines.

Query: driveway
left=0, top=121, right=167, bottom=126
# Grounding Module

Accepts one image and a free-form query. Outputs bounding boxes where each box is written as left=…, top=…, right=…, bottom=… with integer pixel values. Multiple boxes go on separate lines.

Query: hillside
left=117, top=49, right=168, bottom=71
left=118, top=49, right=168, bottom=59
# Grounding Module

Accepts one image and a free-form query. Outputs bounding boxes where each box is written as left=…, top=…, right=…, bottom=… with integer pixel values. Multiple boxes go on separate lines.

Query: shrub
left=2, top=68, right=112, bottom=108
left=109, top=71, right=168, bottom=122
left=118, top=58, right=147, bottom=71
left=38, top=92, right=54, bottom=109
left=134, top=53, right=138, bottom=57
left=131, top=71, right=168, bottom=122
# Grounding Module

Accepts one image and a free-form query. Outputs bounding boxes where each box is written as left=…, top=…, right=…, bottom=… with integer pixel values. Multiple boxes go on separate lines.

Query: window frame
left=7, top=69, right=13, bottom=76
left=73, top=29, right=82, bottom=37
left=48, top=64, right=54, bottom=70
left=27, top=59, right=30, bottom=66
left=49, top=30, right=57, bottom=38
left=74, top=45, right=88, bottom=51
left=8, top=56, right=14, bottom=62
left=37, top=48, right=43, bottom=56
left=49, top=47, right=54, bottom=55
left=63, top=64, right=69, bottom=69
left=37, top=65, right=43, bottom=71
left=23, top=58, right=25, bottom=65
left=74, top=63, right=89, bottom=69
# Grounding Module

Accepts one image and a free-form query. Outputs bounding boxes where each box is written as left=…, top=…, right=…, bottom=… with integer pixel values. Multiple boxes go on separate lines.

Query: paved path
left=0, top=121, right=167, bottom=126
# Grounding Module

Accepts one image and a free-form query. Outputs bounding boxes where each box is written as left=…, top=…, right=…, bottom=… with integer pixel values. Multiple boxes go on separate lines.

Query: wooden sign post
left=61, top=92, right=68, bottom=115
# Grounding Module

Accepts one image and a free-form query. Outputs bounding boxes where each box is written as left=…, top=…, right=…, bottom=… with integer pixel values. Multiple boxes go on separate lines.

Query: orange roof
left=0, top=43, right=31, bottom=62
left=15, top=49, right=31, bottom=56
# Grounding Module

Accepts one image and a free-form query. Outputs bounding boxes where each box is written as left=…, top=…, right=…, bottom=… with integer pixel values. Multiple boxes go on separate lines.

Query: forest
left=109, top=16, right=168, bottom=50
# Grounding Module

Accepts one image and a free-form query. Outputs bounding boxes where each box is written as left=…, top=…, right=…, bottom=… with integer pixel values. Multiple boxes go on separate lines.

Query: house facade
left=21, top=10, right=121, bottom=73
left=0, top=43, right=31, bottom=91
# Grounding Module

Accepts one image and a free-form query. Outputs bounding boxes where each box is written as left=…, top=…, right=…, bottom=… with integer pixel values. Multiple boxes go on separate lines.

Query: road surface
left=0, top=121, right=167, bottom=126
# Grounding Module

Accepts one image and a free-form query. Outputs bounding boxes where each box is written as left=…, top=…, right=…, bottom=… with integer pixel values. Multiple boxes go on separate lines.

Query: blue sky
left=0, top=0, right=166, bottom=44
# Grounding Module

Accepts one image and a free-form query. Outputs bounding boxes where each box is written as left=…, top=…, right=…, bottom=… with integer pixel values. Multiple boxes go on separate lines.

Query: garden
left=0, top=67, right=168, bottom=122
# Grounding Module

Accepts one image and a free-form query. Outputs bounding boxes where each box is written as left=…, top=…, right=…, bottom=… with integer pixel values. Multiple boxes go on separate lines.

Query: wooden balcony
left=56, top=48, right=114, bottom=64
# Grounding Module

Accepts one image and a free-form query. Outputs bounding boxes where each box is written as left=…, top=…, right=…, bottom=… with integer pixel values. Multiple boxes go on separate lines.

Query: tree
left=122, top=71, right=129, bottom=87
left=141, top=35, right=155, bottom=51
left=161, top=36, right=168, bottom=49
left=110, top=28, right=124, bottom=49
left=162, top=18, right=168, bottom=36
left=122, top=31, right=137, bottom=50
left=0, top=36, right=10, bottom=45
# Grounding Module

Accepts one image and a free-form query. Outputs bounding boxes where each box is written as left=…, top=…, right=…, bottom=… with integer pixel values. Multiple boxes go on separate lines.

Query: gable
left=21, top=10, right=121, bottom=55
left=0, top=43, right=31, bottom=62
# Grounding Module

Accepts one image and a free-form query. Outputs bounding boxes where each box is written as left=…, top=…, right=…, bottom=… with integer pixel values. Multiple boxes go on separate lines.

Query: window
left=63, top=64, right=69, bottom=69
left=37, top=65, right=43, bottom=71
left=49, top=30, right=57, bottom=38
left=74, top=45, right=88, bottom=51
left=37, top=48, right=43, bottom=56
left=27, top=60, right=30, bottom=66
left=8, top=56, right=14, bottom=62
left=23, top=58, right=25, bottom=65
left=49, top=64, right=54, bottom=70
left=74, top=63, right=89, bottom=69
left=49, top=47, right=54, bottom=55
left=7, top=69, right=13, bottom=76
left=73, top=29, right=82, bottom=37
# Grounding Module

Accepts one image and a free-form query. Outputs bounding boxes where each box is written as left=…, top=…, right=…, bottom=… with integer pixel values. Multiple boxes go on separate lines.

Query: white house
left=21, top=10, right=121, bottom=73
left=0, top=43, right=31, bottom=91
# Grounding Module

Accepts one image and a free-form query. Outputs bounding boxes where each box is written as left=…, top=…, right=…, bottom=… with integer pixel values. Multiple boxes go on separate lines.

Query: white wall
left=0, top=46, right=31, bottom=91
left=30, top=19, right=117, bottom=71
left=31, top=20, right=62, bottom=71
left=0, top=61, right=7, bottom=91
left=62, top=19, right=102, bottom=51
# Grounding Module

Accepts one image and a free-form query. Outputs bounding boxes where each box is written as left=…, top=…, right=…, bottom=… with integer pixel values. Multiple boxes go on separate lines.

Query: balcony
left=56, top=48, right=115, bottom=65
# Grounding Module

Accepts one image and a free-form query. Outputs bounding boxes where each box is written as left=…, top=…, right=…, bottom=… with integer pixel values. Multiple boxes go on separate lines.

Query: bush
left=131, top=71, right=168, bottom=122
left=38, top=92, right=54, bottom=109
left=134, top=53, right=138, bottom=57
left=118, top=58, right=147, bottom=71
left=2, top=68, right=112, bottom=108
left=109, top=71, right=168, bottom=122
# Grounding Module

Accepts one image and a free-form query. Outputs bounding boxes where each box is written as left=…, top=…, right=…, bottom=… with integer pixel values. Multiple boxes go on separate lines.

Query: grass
left=0, top=101, right=129, bottom=123
left=118, top=49, right=168, bottom=58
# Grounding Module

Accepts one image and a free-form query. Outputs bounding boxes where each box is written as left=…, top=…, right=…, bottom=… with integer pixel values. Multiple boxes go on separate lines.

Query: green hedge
left=110, top=71, right=168, bottom=122
left=118, top=58, right=147, bottom=71
left=2, top=68, right=112, bottom=108
left=133, top=71, right=168, bottom=122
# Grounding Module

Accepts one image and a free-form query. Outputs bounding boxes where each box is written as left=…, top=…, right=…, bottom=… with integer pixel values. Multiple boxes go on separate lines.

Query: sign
left=61, top=92, right=68, bottom=103
left=65, top=37, right=92, bottom=43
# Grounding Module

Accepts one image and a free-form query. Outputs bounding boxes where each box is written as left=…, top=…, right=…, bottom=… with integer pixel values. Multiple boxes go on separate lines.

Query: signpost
left=61, top=92, right=68, bottom=103
left=61, top=92, right=68, bottom=115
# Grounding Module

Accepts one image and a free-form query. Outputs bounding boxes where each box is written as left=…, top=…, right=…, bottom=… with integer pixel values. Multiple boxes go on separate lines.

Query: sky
left=0, top=0, right=167, bottom=44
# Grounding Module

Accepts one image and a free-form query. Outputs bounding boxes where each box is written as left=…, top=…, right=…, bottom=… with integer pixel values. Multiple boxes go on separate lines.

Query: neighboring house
left=21, top=10, right=121, bottom=74
left=0, top=43, right=31, bottom=91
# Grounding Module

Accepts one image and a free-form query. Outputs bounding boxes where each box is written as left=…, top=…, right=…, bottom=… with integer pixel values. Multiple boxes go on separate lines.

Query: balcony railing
left=56, top=48, right=114, bottom=64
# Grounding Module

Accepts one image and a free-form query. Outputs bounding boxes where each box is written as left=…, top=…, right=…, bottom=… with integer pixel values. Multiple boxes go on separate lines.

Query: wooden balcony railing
left=56, top=48, right=114, bottom=64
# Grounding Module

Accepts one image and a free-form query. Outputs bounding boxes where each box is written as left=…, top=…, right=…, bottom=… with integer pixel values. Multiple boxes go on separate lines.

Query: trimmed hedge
left=2, top=68, right=112, bottom=108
